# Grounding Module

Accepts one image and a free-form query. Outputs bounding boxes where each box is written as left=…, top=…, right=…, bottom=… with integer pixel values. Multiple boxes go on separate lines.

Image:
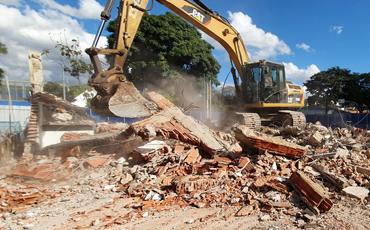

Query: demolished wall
left=1, top=91, right=370, bottom=229
left=24, top=93, right=96, bottom=153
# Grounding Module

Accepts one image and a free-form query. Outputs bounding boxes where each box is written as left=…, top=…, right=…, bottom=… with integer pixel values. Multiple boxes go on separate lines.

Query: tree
left=0, top=41, right=8, bottom=92
left=0, top=41, right=7, bottom=54
left=221, top=85, right=236, bottom=97
left=340, top=72, right=370, bottom=112
left=106, top=12, right=221, bottom=106
left=43, top=82, right=75, bottom=102
left=69, top=85, right=91, bottom=98
left=304, top=67, right=351, bottom=113
left=44, top=32, right=93, bottom=86
left=69, top=85, right=95, bottom=108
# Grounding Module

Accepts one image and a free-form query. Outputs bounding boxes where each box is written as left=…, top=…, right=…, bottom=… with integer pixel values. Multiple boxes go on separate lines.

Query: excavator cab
left=243, top=60, right=287, bottom=105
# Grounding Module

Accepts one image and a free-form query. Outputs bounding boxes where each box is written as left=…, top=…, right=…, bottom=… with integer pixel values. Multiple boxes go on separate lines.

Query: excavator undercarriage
left=219, top=110, right=306, bottom=131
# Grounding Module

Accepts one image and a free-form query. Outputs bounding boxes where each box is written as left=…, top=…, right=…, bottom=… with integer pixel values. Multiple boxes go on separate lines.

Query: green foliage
left=44, top=32, right=93, bottom=86
left=222, top=85, right=236, bottom=97
left=211, top=89, right=225, bottom=111
left=0, top=41, right=8, bottom=55
left=69, top=85, right=90, bottom=97
left=69, top=85, right=94, bottom=108
left=304, top=67, right=351, bottom=113
left=0, top=41, right=7, bottom=92
left=43, top=82, right=75, bottom=102
left=107, top=12, right=220, bottom=106
left=304, top=67, right=370, bottom=113
left=340, top=72, right=370, bottom=112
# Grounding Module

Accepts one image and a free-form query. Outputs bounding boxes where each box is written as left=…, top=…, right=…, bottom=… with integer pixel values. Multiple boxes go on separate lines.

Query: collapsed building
left=1, top=91, right=370, bottom=229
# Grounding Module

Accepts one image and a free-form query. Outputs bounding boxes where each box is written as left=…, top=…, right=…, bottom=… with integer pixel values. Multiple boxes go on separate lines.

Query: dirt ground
left=1, top=162, right=370, bottom=230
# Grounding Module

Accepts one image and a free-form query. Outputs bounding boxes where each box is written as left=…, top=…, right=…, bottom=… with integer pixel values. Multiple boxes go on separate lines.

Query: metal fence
left=0, top=121, right=23, bottom=140
left=0, top=103, right=31, bottom=130
left=85, top=108, right=140, bottom=124
left=180, top=111, right=370, bottom=130
left=305, top=113, right=370, bottom=130
left=85, top=108, right=370, bottom=130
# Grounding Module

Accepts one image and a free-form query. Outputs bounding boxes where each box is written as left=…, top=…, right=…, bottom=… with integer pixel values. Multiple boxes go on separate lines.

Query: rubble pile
left=1, top=92, right=370, bottom=229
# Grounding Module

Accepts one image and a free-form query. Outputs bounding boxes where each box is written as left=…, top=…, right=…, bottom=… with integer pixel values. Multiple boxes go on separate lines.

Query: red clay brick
left=184, top=147, right=199, bottom=164
left=235, top=205, right=253, bottom=217
left=86, top=157, right=109, bottom=167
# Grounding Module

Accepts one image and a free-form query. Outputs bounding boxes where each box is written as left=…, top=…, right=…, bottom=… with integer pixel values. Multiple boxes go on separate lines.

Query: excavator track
left=219, top=112, right=261, bottom=131
left=278, top=110, right=306, bottom=128
left=237, top=112, right=262, bottom=130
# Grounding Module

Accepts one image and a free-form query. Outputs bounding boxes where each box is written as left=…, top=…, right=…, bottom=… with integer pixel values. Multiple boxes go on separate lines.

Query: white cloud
left=228, top=11, right=292, bottom=61
left=199, top=11, right=320, bottom=87
left=0, top=3, right=319, bottom=91
left=201, top=11, right=291, bottom=62
left=36, top=0, right=103, bottom=19
left=331, top=26, right=343, bottom=34
left=0, top=4, right=106, bottom=85
left=296, top=43, right=310, bottom=52
left=0, top=0, right=21, bottom=7
left=283, top=62, right=320, bottom=85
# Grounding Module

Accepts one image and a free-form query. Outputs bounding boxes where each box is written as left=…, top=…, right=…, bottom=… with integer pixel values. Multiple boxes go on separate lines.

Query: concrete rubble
left=1, top=92, right=370, bottom=229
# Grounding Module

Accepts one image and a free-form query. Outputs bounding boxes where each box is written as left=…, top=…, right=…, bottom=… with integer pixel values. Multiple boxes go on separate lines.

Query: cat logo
left=190, top=9, right=204, bottom=22
left=182, top=5, right=211, bottom=25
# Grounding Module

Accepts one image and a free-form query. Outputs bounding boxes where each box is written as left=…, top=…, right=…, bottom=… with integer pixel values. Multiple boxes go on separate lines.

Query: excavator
left=85, top=0, right=306, bottom=129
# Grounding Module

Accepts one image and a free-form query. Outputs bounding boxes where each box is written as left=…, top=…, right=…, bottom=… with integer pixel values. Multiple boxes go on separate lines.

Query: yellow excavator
left=86, top=0, right=306, bottom=129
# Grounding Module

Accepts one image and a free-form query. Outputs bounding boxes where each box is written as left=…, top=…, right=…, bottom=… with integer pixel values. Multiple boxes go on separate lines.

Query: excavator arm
left=86, top=0, right=250, bottom=117
left=86, top=0, right=157, bottom=117
left=157, top=0, right=249, bottom=78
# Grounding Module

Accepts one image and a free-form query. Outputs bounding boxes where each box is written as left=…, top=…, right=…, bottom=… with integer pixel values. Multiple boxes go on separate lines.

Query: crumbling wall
left=28, top=51, right=43, bottom=93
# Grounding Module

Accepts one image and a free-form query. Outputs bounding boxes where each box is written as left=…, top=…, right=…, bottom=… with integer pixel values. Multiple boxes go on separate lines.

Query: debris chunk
left=233, top=125, right=307, bottom=158
left=290, top=170, right=333, bottom=214
left=342, top=186, right=369, bottom=201
left=132, top=92, right=242, bottom=156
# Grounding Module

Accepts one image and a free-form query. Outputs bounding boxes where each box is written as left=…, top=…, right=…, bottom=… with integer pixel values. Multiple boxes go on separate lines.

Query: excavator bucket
left=90, top=82, right=158, bottom=118
left=108, top=82, right=158, bottom=118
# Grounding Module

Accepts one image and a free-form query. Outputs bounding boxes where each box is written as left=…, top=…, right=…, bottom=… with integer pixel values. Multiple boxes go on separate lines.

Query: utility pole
left=4, top=69, right=15, bottom=132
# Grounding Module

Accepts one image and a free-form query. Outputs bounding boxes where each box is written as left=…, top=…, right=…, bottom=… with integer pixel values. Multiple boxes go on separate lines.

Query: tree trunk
left=77, top=75, right=82, bottom=87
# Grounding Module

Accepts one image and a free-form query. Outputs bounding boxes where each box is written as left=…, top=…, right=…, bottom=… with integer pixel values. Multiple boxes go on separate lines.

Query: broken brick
left=308, top=131, right=324, bottom=146
left=60, top=145, right=81, bottom=159
left=235, top=205, right=253, bottom=217
left=238, top=156, right=254, bottom=172
left=234, top=127, right=307, bottom=158
left=86, top=157, right=109, bottom=167
left=183, top=147, right=200, bottom=164
left=290, top=170, right=333, bottom=214
left=173, top=145, right=185, bottom=153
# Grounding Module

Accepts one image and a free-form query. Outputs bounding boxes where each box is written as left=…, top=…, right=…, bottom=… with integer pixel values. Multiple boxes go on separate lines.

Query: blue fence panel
left=85, top=108, right=141, bottom=124
left=305, top=113, right=370, bottom=130
left=357, top=113, right=370, bottom=130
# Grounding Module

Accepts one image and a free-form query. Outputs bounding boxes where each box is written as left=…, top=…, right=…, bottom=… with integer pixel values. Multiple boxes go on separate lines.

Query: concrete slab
left=342, top=186, right=369, bottom=200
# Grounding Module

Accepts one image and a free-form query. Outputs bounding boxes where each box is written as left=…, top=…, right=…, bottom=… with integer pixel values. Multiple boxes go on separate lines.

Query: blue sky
left=0, top=0, right=369, bottom=89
